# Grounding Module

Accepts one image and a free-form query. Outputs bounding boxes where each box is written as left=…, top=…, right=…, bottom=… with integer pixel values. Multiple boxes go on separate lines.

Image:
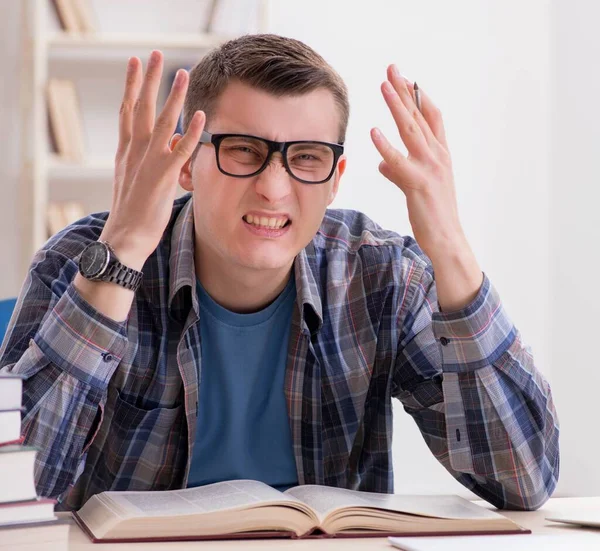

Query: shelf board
left=48, top=155, right=113, bottom=181
left=48, top=30, right=231, bottom=49
left=47, top=31, right=232, bottom=62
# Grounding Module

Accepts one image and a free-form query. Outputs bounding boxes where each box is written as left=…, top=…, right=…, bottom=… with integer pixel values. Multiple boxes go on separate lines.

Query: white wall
left=268, top=0, right=552, bottom=498
left=549, top=0, right=600, bottom=497
left=1, top=0, right=597, bottom=497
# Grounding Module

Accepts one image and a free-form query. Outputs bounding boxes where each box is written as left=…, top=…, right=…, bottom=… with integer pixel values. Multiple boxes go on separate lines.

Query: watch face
left=79, top=242, right=109, bottom=278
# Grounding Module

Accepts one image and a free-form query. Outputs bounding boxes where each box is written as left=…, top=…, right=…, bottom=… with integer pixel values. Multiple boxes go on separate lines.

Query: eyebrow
left=290, top=143, right=332, bottom=152
left=226, top=135, right=263, bottom=142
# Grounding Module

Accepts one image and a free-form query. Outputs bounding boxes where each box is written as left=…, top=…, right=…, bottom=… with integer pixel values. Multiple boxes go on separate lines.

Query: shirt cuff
left=431, top=273, right=517, bottom=372
left=35, top=284, right=128, bottom=389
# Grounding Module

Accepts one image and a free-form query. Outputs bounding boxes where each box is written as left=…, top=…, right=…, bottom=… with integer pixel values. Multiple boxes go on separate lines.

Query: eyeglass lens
left=217, top=136, right=335, bottom=183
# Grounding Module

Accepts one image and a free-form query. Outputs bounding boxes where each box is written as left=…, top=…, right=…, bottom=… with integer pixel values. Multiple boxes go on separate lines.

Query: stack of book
left=0, top=374, right=69, bottom=550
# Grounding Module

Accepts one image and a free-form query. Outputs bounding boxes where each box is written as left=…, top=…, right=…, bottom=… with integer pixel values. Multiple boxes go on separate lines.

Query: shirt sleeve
left=392, top=264, right=560, bottom=510
left=0, top=240, right=128, bottom=500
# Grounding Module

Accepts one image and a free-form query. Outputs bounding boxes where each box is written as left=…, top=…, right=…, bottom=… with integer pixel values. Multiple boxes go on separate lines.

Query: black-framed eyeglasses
left=199, top=131, right=344, bottom=185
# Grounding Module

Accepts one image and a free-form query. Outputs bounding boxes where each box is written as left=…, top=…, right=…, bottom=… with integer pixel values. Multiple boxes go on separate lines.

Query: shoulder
left=314, top=209, right=430, bottom=271
left=308, top=209, right=433, bottom=307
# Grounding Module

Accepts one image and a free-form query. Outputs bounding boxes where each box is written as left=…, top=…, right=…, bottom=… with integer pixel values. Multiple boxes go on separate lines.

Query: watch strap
left=102, top=260, right=143, bottom=292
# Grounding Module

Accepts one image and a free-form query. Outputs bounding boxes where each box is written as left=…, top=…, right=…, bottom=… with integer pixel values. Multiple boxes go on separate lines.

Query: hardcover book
left=74, top=480, right=529, bottom=542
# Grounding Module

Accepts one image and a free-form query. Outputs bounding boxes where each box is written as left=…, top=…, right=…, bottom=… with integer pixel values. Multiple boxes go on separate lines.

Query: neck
left=195, top=244, right=294, bottom=315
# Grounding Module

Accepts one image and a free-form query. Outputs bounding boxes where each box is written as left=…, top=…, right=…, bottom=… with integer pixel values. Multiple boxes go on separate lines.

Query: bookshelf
left=19, top=0, right=269, bottom=279
left=49, top=31, right=231, bottom=49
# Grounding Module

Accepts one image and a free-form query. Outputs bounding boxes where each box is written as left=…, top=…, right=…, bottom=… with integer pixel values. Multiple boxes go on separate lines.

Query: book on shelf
left=51, top=0, right=97, bottom=33
left=47, top=201, right=86, bottom=237
left=203, top=0, right=221, bottom=33
left=73, top=479, right=529, bottom=543
left=60, top=79, right=86, bottom=160
left=47, top=79, right=86, bottom=162
left=71, top=0, right=98, bottom=33
left=50, top=0, right=80, bottom=33
left=47, top=79, right=70, bottom=158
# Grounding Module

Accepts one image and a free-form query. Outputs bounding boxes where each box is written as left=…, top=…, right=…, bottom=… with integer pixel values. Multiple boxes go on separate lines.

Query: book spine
left=0, top=437, right=25, bottom=448
left=52, top=0, right=81, bottom=33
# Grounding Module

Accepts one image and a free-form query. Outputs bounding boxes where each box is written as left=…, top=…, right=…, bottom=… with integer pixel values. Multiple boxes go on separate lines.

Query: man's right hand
left=73, top=51, right=205, bottom=321
left=100, top=50, right=205, bottom=271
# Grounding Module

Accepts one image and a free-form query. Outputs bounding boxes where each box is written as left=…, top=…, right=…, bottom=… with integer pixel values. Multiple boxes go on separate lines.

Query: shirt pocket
left=101, top=389, right=185, bottom=491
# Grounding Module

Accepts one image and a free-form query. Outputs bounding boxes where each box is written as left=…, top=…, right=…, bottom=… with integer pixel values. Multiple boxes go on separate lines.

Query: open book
left=73, top=480, right=529, bottom=542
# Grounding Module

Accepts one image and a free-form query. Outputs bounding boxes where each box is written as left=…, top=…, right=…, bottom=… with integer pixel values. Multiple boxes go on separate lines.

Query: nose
left=254, top=154, right=293, bottom=204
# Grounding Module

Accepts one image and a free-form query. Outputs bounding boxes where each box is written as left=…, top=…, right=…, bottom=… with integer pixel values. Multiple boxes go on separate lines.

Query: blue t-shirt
left=187, top=275, right=299, bottom=491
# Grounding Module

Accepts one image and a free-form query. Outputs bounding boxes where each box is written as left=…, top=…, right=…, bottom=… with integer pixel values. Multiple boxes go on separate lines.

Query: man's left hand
left=371, top=64, right=483, bottom=312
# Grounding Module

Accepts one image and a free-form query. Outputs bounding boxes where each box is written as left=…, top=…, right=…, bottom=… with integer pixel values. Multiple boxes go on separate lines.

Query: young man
left=0, top=34, right=559, bottom=511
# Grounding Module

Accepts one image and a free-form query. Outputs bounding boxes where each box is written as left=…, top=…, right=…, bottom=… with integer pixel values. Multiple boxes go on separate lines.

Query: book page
left=107, top=480, right=302, bottom=517
left=285, top=485, right=504, bottom=521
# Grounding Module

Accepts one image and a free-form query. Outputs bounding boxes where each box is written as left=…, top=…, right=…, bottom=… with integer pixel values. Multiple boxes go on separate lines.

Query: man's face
left=181, top=80, right=346, bottom=274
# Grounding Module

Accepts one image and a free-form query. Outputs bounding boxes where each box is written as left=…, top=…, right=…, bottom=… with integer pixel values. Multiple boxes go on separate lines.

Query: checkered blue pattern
left=0, top=195, right=559, bottom=511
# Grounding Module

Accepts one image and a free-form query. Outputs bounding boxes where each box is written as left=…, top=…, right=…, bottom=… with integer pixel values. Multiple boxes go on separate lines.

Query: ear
left=328, top=155, right=346, bottom=206
left=170, top=134, right=193, bottom=192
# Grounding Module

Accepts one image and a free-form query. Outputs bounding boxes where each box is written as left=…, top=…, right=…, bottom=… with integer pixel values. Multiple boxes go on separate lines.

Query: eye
left=224, top=145, right=263, bottom=158
left=295, top=153, right=319, bottom=161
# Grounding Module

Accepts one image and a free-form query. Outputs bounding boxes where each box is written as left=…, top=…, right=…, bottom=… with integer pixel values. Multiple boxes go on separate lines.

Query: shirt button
left=440, top=337, right=450, bottom=346
left=103, top=353, right=114, bottom=362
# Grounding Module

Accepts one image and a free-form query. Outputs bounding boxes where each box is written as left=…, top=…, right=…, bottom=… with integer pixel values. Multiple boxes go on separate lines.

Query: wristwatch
left=78, top=241, right=143, bottom=292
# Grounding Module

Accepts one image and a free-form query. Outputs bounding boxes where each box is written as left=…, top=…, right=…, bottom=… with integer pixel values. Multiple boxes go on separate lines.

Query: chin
left=234, top=248, right=297, bottom=272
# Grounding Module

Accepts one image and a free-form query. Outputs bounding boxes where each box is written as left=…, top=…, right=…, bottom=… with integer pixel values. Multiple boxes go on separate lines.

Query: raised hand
left=370, top=64, right=461, bottom=260
left=100, top=50, right=206, bottom=270
left=371, top=64, right=483, bottom=312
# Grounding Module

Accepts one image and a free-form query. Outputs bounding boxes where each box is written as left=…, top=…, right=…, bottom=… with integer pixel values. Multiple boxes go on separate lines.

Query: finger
left=370, top=127, right=421, bottom=187
left=170, top=110, right=206, bottom=167
left=381, top=80, right=430, bottom=160
left=387, top=65, right=437, bottom=148
left=117, top=57, right=142, bottom=155
left=378, top=160, right=399, bottom=186
left=151, top=68, right=189, bottom=149
left=131, top=50, right=164, bottom=143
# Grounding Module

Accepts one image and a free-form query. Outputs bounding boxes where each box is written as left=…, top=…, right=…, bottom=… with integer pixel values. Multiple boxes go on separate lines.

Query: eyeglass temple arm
left=199, top=130, right=213, bottom=143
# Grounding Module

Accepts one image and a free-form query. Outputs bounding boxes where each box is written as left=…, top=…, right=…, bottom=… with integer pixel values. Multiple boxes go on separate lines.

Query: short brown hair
left=182, top=33, right=349, bottom=151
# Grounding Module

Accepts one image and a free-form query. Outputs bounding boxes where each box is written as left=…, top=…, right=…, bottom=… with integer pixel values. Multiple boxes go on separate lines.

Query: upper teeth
left=244, top=215, right=289, bottom=229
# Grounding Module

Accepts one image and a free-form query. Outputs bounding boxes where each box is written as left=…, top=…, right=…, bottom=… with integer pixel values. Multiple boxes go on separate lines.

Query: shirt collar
left=167, top=196, right=323, bottom=334
left=293, top=241, right=323, bottom=336
left=168, top=198, right=198, bottom=319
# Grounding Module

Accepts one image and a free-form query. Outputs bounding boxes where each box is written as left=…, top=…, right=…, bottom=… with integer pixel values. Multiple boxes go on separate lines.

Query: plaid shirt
left=0, top=195, right=559, bottom=511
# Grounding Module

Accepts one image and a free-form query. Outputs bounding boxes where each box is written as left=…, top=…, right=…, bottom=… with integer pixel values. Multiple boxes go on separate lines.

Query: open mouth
left=242, top=214, right=292, bottom=230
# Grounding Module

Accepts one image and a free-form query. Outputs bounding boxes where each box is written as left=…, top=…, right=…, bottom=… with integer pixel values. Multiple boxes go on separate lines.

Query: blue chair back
left=0, top=298, right=17, bottom=344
